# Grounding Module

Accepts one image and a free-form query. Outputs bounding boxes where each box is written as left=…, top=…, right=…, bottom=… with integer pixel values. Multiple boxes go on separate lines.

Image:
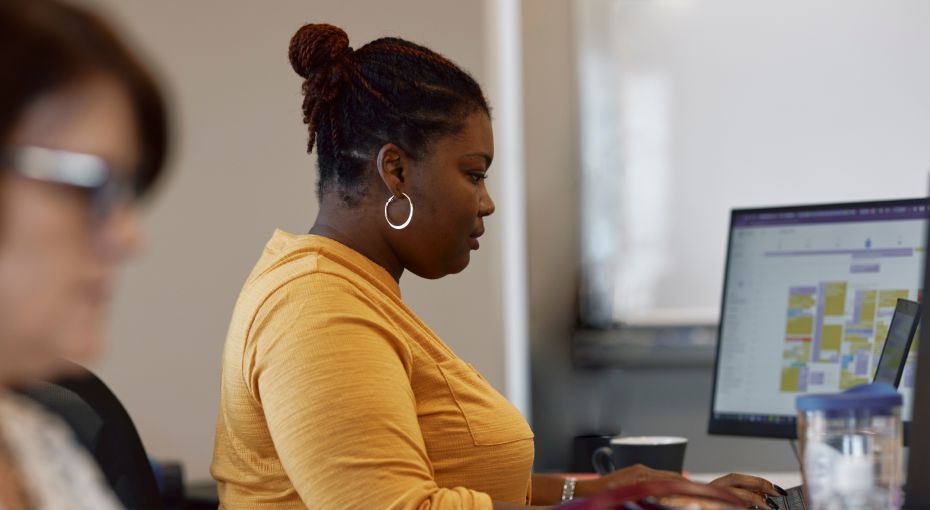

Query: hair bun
left=288, top=23, right=351, bottom=79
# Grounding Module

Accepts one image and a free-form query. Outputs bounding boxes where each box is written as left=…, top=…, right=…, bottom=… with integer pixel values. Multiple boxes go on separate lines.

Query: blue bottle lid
left=796, top=382, right=902, bottom=412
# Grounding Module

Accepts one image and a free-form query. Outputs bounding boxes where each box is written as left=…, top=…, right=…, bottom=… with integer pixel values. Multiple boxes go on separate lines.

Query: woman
left=211, top=23, right=780, bottom=510
left=0, top=0, right=169, bottom=508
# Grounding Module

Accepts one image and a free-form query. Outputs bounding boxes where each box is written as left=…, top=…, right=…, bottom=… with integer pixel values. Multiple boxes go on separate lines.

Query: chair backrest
left=17, top=362, right=165, bottom=510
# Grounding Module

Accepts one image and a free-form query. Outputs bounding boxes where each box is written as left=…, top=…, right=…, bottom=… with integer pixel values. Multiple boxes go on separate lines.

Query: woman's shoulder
left=0, top=393, right=123, bottom=509
left=243, top=230, right=399, bottom=305
left=0, top=392, right=78, bottom=447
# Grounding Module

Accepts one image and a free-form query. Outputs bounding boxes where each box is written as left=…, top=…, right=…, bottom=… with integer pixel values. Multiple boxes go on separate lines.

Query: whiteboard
left=576, top=0, right=930, bottom=326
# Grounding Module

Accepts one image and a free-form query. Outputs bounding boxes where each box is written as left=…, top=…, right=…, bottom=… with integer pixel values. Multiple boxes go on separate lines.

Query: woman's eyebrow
left=462, top=152, right=492, bottom=168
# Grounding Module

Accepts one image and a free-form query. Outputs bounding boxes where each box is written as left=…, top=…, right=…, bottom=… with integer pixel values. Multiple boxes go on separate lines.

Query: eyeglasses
left=0, top=146, right=143, bottom=221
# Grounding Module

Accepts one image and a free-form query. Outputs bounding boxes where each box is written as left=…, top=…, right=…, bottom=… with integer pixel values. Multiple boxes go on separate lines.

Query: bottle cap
left=796, top=382, right=902, bottom=412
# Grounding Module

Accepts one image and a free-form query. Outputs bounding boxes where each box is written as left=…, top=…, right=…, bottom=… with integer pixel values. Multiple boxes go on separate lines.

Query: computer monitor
left=873, top=299, right=920, bottom=388
left=708, top=198, right=929, bottom=439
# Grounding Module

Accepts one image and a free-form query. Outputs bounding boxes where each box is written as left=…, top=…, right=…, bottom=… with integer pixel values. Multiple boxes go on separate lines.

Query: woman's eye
left=469, top=172, right=487, bottom=184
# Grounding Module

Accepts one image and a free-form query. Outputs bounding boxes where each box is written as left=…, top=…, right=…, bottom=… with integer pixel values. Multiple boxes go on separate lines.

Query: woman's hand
left=576, top=463, right=686, bottom=497
left=708, top=473, right=783, bottom=510
left=575, top=467, right=782, bottom=509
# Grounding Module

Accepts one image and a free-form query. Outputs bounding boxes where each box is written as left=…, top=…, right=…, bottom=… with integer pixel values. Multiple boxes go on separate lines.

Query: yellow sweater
left=211, top=231, right=535, bottom=509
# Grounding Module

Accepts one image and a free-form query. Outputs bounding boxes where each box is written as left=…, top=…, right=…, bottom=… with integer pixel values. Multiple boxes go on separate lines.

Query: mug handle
left=591, top=446, right=615, bottom=475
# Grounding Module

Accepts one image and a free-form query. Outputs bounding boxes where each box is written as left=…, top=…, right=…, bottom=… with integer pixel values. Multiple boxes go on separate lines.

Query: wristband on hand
left=560, top=477, right=577, bottom=503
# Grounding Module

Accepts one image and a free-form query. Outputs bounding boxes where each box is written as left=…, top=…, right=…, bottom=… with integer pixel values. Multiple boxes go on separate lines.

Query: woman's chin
left=452, top=254, right=471, bottom=274
left=409, top=254, right=471, bottom=280
left=443, top=250, right=472, bottom=276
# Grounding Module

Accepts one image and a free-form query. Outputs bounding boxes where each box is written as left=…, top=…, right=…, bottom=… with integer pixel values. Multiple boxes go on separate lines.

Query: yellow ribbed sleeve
left=211, top=231, right=534, bottom=509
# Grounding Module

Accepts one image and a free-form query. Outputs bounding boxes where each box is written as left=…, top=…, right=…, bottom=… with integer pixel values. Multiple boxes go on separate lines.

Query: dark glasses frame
left=0, top=146, right=143, bottom=221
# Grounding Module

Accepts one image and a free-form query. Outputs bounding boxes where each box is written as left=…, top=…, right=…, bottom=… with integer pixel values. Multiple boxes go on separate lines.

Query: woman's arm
left=529, top=474, right=568, bottom=505
left=529, top=468, right=781, bottom=509
left=493, top=500, right=549, bottom=510
left=529, top=466, right=683, bottom=505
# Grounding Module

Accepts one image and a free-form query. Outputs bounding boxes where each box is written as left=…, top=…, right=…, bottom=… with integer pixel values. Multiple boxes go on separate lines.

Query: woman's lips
left=469, top=229, right=484, bottom=250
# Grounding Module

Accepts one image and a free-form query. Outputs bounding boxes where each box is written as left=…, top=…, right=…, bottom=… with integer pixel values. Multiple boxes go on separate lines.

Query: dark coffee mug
left=571, top=434, right=616, bottom=473
left=591, top=436, right=687, bottom=475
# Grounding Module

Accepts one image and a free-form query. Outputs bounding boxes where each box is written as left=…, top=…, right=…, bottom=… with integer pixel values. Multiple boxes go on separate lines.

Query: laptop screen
left=873, top=299, right=920, bottom=387
left=709, top=198, right=929, bottom=438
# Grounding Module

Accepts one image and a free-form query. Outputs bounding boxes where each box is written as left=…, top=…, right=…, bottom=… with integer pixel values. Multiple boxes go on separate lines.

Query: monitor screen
left=873, top=299, right=920, bottom=387
left=709, top=198, right=929, bottom=438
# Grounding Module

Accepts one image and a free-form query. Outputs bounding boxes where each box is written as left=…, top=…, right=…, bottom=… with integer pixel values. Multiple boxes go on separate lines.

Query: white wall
left=579, top=0, right=930, bottom=325
left=86, top=0, right=505, bottom=481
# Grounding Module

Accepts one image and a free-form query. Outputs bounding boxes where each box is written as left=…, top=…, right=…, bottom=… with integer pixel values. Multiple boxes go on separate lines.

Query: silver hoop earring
left=384, top=193, right=413, bottom=230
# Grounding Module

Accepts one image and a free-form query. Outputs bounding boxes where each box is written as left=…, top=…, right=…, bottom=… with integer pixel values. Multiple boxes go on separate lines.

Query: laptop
left=873, top=299, right=921, bottom=388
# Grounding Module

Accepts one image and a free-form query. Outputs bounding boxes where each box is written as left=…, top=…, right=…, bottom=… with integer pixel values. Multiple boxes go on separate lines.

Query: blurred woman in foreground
left=0, top=0, right=169, bottom=507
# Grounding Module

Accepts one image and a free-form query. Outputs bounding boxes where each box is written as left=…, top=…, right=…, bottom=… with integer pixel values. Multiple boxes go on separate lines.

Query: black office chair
left=16, top=362, right=182, bottom=510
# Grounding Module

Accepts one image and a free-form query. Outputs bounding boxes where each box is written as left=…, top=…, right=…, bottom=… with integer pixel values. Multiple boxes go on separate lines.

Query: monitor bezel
left=708, top=197, right=929, bottom=440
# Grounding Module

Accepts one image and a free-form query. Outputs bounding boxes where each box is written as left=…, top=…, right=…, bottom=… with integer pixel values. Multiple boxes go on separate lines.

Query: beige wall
left=520, top=0, right=583, bottom=469
left=86, top=0, right=505, bottom=481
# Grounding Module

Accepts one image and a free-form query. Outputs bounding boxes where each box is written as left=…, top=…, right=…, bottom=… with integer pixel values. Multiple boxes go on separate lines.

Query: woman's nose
left=480, top=189, right=495, bottom=217
left=94, top=203, right=144, bottom=261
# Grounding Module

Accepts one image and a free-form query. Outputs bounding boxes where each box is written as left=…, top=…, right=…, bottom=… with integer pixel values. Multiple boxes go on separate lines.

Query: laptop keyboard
left=766, top=485, right=805, bottom=510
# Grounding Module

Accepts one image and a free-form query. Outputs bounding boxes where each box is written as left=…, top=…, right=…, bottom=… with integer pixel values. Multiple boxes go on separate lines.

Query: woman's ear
left=376, top=144, right=408, bottom=196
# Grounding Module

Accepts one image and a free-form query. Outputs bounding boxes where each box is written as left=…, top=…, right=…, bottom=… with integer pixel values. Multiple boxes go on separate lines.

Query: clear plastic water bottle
left=796, top=383, right=904, bottom=510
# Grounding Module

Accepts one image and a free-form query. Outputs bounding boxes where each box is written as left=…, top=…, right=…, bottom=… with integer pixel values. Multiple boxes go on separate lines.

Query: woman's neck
left=309, top=206, right=404, bottom=282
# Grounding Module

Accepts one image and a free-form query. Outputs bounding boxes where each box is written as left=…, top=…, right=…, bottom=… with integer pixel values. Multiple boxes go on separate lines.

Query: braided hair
left=288, top=23, right=489, bottom=205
